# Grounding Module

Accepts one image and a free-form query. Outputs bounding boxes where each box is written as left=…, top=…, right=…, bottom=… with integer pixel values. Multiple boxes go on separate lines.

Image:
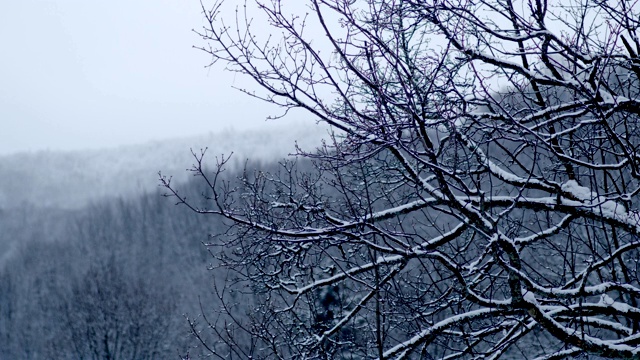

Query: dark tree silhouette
left=165, top=0, right=640, bottom=358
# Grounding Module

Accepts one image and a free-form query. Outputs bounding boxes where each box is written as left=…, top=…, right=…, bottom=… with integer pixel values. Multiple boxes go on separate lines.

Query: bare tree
left=166, top=0, right=640, bottom=358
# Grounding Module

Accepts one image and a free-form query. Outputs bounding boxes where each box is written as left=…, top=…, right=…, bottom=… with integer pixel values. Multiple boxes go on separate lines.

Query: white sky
left=0, top=0, right=294, bottom=156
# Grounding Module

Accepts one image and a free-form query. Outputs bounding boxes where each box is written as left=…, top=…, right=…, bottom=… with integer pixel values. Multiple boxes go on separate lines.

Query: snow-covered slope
left=0, top=124, right=326, bottom=209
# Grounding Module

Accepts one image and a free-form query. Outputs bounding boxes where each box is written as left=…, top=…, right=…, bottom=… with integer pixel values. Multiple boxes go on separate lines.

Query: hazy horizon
left=1, top=0, right=304, bottom=156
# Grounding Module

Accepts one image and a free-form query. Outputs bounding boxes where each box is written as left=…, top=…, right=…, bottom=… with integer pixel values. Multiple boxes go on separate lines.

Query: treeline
left=0, top=125, right=322, bottom=209
left=0, top=159, right=273, bottom=358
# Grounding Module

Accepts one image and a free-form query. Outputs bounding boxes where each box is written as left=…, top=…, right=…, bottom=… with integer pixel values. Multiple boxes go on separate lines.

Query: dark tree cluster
left=0, top=181, right=231, bottom=359
left=164, top=0, right=640, bottom=358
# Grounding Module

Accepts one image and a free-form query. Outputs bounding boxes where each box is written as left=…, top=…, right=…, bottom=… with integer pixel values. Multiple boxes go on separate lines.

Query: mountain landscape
left=4, top=0, right=640, bottom=357
left=0, top=124, right=325, bottom=210
left=0, top=124, right=325, bottom=358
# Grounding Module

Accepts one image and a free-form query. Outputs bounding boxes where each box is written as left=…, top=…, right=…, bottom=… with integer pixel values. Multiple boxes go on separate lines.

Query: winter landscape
left=3, top=0, right=640, bottom=359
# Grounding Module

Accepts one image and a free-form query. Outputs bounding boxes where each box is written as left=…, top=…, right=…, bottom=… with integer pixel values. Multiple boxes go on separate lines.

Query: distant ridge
left=0, top=123, right=326, bottom=209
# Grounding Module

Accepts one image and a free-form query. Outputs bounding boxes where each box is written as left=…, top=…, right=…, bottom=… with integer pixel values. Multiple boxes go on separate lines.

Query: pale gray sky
left=0, top=0, right=291, bottom=155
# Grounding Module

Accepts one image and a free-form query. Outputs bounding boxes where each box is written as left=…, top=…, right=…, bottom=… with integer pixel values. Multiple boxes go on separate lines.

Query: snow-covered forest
left=0, top=125, right=321, bottom=358
left=4, top=0, right=640, bottom=358
left=0, top=124, right=321, bottom=210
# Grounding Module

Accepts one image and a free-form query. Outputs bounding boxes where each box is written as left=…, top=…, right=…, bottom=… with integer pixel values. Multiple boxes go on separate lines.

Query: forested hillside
left=0, top=124, right=322, bottom=209
left=0, top=156, right=287, bottom=358
left=5, top=0, right=640, bottom=357
left=0, top=126, right=320, bottom=358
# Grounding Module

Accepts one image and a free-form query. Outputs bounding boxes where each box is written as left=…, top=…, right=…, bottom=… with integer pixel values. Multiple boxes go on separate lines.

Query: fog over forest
left=0, top=125, right=324, bottom=358
left=5, top=0, right=640, bottom=358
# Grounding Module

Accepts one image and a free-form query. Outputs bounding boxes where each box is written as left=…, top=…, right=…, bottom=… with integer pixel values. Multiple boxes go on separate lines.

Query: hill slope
left=0, top=124, right=325, bottom=209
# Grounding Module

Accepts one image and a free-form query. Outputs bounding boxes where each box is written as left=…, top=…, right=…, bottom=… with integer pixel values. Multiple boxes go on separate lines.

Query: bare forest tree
left=165, top=0, right=640, bottom=358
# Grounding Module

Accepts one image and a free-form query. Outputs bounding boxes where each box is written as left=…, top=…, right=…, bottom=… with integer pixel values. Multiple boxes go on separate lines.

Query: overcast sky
left=0, top=0, right=295, bottom=156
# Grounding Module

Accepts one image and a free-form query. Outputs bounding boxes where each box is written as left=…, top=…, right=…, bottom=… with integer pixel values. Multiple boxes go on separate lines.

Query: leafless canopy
left=165, top=0, right=640, bottom=358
